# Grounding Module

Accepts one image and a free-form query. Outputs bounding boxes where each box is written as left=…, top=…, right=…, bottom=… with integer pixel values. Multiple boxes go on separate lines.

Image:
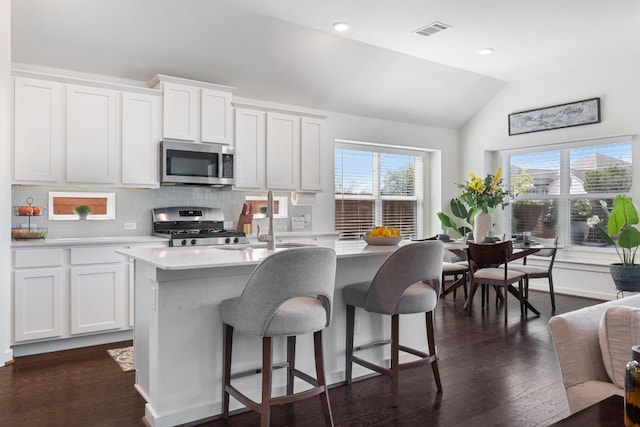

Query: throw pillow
left=598, top=305, right=640, bottom=388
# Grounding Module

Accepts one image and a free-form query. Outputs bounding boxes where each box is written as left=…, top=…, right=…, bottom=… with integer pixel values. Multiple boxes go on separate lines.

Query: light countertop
left=117, top=238, right=406, bottom=270
left=11, top=235, right=169, bottom=248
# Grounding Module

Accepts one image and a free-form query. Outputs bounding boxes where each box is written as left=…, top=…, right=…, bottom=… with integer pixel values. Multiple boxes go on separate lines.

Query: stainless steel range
left=152, top=207, right=248, bottom=247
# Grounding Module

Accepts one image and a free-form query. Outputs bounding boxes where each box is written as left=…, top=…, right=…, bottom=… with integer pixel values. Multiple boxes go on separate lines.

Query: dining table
left=441, top=239, right=559, bottom=316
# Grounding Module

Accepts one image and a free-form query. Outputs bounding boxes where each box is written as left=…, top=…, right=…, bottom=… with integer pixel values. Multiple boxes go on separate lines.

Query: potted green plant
left=437, top=198, right=475, bottom=238
left=596, top=194, right=640, bottom=292
left=74, top=205, right=92, bottom=220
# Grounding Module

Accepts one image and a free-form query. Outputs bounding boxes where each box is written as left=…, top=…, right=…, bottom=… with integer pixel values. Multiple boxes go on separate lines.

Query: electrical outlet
left=124, top=222, right=137, bottom=230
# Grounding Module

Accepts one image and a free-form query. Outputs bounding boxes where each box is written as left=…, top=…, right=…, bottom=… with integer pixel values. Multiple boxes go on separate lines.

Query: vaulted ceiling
left=11, top=0, right=640, bottom=129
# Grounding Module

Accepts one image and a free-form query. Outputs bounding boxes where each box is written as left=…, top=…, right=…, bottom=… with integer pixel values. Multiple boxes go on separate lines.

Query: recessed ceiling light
left=333, top=22, right=350, bottom=32
left=478, top=48, right=494, bottom=55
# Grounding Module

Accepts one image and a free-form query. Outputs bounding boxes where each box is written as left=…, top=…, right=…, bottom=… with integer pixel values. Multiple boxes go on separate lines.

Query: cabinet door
left=162, top=82, right=198, bottom=141
left=14, top=268, right=63, bottom=342
left=122, top=92, right=160, bottom=187
left=201, top=89, right=233, bottom=144
left=266, top=112, right=300, bottom=190
left=300, top=118, right=324, bottom=192
left=70, top=264, right=126, bottom=334
left=234, top=108, right=266, bottom=189
left=66, top=85, right=119, bottom=183
left=13, top=77, right=64, bottom=183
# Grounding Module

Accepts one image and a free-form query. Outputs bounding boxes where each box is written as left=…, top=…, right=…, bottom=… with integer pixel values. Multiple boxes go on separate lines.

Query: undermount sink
left=215, top=242, right=316, bottom=250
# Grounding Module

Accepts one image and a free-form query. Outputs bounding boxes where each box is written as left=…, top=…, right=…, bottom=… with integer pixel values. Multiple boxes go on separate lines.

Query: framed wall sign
left=508, top=98, right=601, bottom=135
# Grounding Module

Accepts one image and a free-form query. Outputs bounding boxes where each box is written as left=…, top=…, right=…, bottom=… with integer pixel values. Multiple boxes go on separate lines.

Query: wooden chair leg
left=467, top=283, right=479, bottom=316
left=286, top=335, right=296, bottom=421
left=314, top=330, right=335, bottom=426
left=287, top=336, right=296, bottom=395
left=345, top=304, right=355, bottom=387
left=260, top=337, right=273, bottom=427
left=503, top=285, right=508, bottom=324
left=391, top=314, right=400, bottom=407
left=426, top=311, right=442, bottom=392
left=222, top=323, right=233, bottom=421
left=463, top=272, right=468, bottom=300
left=519, top=279, right=525, bottom=318
left=549, top=274, right=556, bottom=313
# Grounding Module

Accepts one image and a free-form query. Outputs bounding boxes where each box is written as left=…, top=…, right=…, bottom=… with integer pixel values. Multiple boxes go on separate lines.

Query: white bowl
left=362, top=235, right=403, bottom=246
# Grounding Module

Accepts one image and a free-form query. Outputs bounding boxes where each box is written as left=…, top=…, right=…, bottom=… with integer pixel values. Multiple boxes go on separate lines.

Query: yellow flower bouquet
left=457, top=168, right=509, bottom=213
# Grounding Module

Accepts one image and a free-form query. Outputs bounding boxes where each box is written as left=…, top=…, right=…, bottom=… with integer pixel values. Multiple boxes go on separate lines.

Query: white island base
left=121, top=240, right=433, bottom=427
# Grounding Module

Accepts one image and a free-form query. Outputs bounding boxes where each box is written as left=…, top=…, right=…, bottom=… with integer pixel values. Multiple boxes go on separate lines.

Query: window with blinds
left=506, top=139, right=632, bottom=247
left=335, top=143, right=424, bottom=240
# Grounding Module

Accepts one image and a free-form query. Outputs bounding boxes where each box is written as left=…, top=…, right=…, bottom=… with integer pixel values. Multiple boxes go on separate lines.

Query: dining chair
left=343, top=240, right=444, bottom=407
left=509, top=236, right=559, bottom=313
left=442, top=260, right=469, bottom=301
left=220, top=247, right=337, bottom=427
left=417, top=236, right=468, bottom=300
left=466, top=241, right=527, bottom=324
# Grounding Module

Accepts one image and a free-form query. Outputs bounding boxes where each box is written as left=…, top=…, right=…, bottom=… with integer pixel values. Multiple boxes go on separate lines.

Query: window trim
left=502, top=135, right=633, bottom=250
left=335, top=139, right=427, bottom=239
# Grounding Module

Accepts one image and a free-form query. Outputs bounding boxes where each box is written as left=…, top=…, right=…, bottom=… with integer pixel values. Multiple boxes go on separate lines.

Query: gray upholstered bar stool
left=220, top=247, right=337, bottom=427
left=344, top=240, right=444, bottom=407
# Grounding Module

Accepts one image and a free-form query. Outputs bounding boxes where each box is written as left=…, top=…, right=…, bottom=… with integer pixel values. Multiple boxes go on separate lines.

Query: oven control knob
left=225, top=237, right=231, bottom=244
left=233, top=237, right=240, bottom=243
left=191, top=239, right=197, bottom=245
left=181, top=239, right=187, bottom=246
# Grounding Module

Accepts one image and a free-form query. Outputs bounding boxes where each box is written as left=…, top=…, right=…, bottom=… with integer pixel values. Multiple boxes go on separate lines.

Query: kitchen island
left=119, top=239, right=432, bottom=427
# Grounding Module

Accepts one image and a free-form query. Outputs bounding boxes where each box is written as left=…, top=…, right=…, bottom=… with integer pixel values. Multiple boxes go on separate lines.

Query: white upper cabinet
left=121, top=91, right=160, bottom=187
left=66, top=84, right=119, bottom=184
left=201, top=89, right=233, bottom=144
left=152, top=75, right=235, bottom=145
left=233, top=100, right=326, bottom=193
left=12, top=72, right=161, bottom=188
left=162, top=82, right=198, bottom=141
left=234, top=108, right=266, bottom=189
left=13, top=77, right=64, bottom=183
left=266, top=112, right=300, bottom=190
left=300, top=117, right=324, bottom=192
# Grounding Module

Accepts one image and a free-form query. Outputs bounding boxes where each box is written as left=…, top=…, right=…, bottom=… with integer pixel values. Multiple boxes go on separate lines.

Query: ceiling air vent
left=413, top=21, right=451, bottom=38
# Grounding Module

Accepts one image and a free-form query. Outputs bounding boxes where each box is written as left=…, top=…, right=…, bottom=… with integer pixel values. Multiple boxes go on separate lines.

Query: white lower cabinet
left=12, top=244, right=139, bottom=345
left=14, top=268, right=63, bottom=342
left=70, top=264, right=126, bottom=335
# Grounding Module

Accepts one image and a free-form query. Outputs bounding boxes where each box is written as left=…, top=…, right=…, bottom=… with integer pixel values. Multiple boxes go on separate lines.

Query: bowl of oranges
left=361, top=226, right=402, bottom=246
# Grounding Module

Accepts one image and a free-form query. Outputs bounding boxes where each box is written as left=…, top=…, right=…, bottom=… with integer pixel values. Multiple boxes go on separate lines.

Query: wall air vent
left=413, top=21, right=451, bottom=37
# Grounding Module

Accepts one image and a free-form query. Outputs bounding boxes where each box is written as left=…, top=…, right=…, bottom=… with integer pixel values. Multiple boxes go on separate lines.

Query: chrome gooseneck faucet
left=257, top=191, right=276, bottom=249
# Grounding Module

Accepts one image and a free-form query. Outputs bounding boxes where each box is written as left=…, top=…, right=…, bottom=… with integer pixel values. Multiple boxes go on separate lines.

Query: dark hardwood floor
left=0, top=290, right=602, bottom=427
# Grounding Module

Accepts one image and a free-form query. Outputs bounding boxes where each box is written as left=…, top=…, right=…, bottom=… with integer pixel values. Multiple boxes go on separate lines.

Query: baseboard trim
left=12, top=330, right=133, bottom=357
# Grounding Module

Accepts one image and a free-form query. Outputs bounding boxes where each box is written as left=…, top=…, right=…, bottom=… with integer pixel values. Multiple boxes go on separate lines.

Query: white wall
left=1, top=0, right=12, bottom=364
left=460, top=51, right=640, bottom=300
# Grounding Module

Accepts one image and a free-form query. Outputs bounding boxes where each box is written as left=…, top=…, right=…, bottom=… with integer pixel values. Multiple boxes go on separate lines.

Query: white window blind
left=506, top=139, right=632, bottom=247
left=335, top=143, right=424, bottom=239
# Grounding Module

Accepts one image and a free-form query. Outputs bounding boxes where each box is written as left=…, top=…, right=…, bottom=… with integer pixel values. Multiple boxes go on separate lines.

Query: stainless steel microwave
left=160, top=140, right=234, bottom=187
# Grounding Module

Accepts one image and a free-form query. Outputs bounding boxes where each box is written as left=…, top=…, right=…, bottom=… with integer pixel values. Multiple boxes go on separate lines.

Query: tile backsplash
left=12, top=186, right=311, bottom=238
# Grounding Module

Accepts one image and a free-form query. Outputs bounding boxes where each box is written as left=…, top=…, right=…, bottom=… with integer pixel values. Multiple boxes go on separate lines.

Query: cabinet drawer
left=14, top=249, right=64, bottom=268
left=70, top=246, right=126, bottom=265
